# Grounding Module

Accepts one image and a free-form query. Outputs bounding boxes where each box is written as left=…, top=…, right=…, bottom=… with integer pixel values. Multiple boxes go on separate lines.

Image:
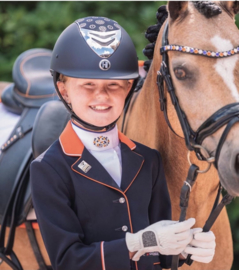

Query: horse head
left=150, top=1, right=239, bottom=197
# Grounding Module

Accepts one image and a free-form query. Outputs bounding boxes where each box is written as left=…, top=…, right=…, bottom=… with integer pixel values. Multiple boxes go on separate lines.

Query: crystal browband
left=160, top=44, right=239, bottom=58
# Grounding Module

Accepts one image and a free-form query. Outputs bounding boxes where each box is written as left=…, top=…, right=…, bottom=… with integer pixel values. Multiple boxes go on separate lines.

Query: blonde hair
left=59, top=74, right=67, bottom=83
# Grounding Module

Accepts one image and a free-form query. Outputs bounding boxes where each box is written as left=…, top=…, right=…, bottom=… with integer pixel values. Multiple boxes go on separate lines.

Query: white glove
left=181, top=228, right=216, bottom=263
left=126, top=218, right=195, bottom=261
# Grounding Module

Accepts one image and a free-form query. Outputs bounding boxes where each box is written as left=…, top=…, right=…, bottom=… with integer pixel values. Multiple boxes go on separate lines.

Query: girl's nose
left=95, top=87, right=109, bottom=99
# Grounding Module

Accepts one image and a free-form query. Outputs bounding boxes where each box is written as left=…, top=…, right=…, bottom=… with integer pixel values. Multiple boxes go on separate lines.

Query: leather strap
left=157, top=72, right=184, bottom=140
left=171, top=164, right=199, bottom=270
left=25, top=221, right=51, bottom=270
left=121, top=78, right=139, bottom=133
left=0, top=250, right=23, bottom=270
left=0, top=150, right=32, bottom=270
left=186, top=193, right=233, bottom=265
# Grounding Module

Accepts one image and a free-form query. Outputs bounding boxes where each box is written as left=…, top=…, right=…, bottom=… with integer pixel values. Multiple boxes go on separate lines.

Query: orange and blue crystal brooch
left=160, top=45, right=239, bottom=58
left=93, top=136, right=110, bottom=148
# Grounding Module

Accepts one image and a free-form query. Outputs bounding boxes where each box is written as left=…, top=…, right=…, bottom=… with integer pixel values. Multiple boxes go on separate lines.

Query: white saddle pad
left=0, top=103, right=21, bottom=147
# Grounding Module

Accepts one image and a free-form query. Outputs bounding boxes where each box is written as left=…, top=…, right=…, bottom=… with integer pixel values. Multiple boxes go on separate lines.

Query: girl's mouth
left=90, top=105, right=112, bottom=111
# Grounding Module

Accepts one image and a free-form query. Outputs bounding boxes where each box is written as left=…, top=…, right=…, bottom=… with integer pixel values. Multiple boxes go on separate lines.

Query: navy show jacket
left=30, top=121, right=174, bottom=270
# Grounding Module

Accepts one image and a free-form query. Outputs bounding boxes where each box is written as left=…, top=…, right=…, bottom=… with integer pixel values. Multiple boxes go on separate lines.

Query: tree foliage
left=0, top=1, right=166, bottom=81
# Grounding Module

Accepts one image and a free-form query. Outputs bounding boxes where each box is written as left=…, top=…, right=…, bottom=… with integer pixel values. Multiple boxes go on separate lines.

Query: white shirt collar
left=71, top=121, right=119, bottom=152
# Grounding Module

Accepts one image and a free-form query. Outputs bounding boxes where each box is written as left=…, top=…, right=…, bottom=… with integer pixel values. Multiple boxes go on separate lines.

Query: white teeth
left=91, top=106, right=110, bottom=110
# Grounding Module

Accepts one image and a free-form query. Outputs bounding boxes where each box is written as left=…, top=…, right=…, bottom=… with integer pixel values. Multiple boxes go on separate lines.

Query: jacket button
left=119, top=197, right=125, bottom=203
left=122, top=225, right=128, bottom=232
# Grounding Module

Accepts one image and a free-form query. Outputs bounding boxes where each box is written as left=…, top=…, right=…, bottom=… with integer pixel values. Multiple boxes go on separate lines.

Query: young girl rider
left=30, top=16, right=216, bottom=270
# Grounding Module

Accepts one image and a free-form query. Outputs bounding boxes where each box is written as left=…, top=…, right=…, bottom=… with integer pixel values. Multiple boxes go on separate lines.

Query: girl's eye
left=108, top=84, right=119, bottom=88
left=174, top=68, right=186, bottom=80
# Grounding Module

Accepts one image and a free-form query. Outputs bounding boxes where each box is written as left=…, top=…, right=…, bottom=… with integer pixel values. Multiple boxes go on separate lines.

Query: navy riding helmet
left=50, top=16, right=139, bottom=131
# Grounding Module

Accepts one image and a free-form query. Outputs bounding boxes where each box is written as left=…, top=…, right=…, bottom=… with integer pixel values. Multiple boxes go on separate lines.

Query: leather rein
left=157, top=21, right=238, bottom=269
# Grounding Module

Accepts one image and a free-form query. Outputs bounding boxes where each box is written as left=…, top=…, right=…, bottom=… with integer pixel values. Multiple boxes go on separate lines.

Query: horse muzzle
left=218, top=141, right=239, bottom=196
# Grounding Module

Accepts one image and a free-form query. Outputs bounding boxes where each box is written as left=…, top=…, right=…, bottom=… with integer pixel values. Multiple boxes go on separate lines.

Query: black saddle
left=0, top=48, right=70, bottom=270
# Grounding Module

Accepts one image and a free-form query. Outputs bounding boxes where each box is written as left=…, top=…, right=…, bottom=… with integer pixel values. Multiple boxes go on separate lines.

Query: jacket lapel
left=120, top=142, right=144, bottom=193
left=71, top=147, right=121, bottom=190
left=60, top=121, right=144, bottom=192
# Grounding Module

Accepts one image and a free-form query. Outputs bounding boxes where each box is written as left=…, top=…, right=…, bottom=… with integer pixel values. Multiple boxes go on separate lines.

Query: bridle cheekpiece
left=157, top=21, right=239, bottom=171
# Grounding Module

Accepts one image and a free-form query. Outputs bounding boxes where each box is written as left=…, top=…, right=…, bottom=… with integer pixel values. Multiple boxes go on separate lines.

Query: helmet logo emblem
left=99, top=59, right=111, bottom=71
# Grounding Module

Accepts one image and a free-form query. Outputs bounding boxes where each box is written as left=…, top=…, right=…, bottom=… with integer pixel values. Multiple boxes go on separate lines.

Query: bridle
left=157, top=21, right=239, bottom=171
left=157, top=21, right=238, bottom=269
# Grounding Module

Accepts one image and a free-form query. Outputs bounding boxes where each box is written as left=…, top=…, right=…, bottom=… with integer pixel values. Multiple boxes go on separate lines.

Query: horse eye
left=174, top=68, right=186, bottom=80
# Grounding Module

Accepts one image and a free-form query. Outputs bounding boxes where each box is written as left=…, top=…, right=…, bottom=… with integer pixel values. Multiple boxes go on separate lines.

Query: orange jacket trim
left=59, top=121, right=84, bottom=156
left=101, top=241, right=106, bottom=270
left=59, top=120, right=136, bottom=156
left=118, top=131, right=136, bottom=150
left=71, top=156, right=134, bottom=233
left=123, top=154, right=144, bottom=194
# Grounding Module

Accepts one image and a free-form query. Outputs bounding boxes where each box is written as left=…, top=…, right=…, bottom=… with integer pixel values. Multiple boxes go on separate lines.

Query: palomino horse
left=119, top=1, right=239, bottom=270
left=1, top=2, right=238, bottom=270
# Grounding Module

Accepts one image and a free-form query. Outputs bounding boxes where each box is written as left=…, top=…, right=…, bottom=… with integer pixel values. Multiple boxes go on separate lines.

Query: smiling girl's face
left=57, top=77, right=132, bottom=129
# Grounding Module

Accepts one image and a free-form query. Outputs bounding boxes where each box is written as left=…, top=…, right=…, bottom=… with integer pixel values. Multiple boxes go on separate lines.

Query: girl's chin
left=84, top=117, right=118, bottom=129
left=90, top=121, right=116, bottom=128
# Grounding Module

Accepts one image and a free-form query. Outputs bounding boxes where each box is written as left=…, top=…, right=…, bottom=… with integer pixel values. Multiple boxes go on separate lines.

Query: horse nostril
left=235, top=154, right=239, bottom=175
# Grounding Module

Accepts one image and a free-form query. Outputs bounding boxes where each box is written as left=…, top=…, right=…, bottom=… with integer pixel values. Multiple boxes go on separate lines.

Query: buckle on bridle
left=187, top=144, right=215, bottom=173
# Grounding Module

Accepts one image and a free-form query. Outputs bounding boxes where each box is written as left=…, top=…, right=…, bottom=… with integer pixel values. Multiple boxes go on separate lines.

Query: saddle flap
left=32, top=100, right=70, bottom=158
left=0, top=107, right=39, bottom=225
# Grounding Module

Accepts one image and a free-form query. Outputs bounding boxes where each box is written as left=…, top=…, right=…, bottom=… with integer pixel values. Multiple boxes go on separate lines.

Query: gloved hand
left=181, top=228, right=216, bottom=263
left=125, top=218, right=195, bottom=261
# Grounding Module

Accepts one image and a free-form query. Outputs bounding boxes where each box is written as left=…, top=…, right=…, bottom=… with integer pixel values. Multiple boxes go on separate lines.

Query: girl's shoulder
left=129, top=140, right=163, bottom=166
left=133, top=140, right=162, bottom=157
left=32, top=138, right=75, bottom=168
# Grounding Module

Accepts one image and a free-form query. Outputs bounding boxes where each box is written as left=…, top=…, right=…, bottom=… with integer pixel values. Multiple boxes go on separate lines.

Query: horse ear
left=222, top=1, right=239, bottom=15
left=167, top=1, right=188, bottom=21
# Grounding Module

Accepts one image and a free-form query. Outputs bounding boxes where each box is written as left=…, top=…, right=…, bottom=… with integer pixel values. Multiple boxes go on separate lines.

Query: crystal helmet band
left=50, top=16, right=139, bottom=131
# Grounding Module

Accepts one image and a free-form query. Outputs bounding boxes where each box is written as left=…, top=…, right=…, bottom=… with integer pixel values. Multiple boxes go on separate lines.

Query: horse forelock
left=193, top=1, right=222, bottom=18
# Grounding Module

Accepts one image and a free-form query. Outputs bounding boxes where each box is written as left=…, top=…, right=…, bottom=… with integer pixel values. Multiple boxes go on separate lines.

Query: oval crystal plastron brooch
left=93, top=136, right=110, bottom=148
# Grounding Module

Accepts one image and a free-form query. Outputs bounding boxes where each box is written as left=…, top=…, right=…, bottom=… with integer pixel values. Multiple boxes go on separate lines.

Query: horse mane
left=193, top=1, right=222, bottom=18
left=142, top=1, right=222, bottom=76
left=142, top=5, right=168, bottom=75
left=133, top=6, right=167, bottom=92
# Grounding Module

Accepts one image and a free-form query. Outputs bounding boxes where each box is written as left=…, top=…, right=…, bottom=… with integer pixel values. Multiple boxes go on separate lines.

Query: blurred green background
left=0, top=1, right=165, bottom=81
left=1, top=1, right=239, bottom=269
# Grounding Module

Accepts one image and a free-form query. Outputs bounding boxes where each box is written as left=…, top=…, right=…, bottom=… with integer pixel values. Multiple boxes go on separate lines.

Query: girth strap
left=25, top=221, right=51, bottom=270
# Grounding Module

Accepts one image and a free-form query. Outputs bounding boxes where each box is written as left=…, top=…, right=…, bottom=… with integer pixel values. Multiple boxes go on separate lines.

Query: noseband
left=157, top=21, right=239, bottom=169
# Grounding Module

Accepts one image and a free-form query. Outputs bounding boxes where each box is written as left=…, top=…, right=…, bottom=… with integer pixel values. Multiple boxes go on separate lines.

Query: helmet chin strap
left=71, top=114, right=118, bottom=132
left=52, top=71, right=138, bottom=132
